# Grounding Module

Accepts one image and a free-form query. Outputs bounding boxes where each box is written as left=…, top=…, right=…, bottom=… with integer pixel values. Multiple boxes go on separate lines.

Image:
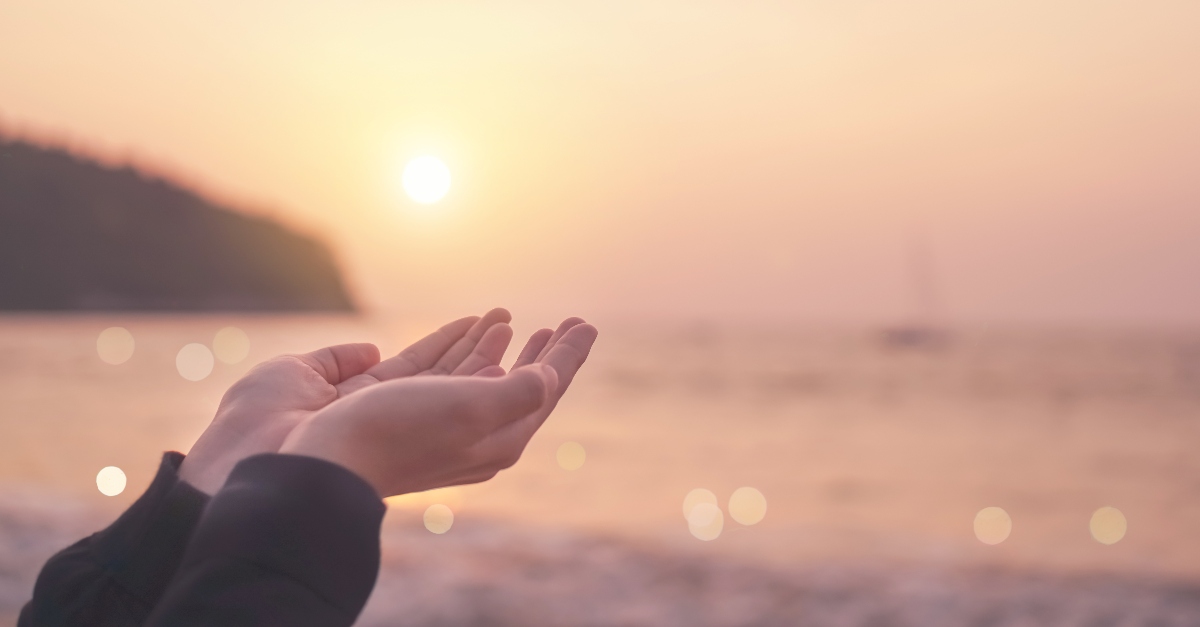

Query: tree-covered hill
left=0, top=137, right=355, bottom=311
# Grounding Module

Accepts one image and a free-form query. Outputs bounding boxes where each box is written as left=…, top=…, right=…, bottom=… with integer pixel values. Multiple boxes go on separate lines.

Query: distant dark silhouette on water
left=880, top=226, right=950, bottom=350
left=0, top=137, right=355, bottom=311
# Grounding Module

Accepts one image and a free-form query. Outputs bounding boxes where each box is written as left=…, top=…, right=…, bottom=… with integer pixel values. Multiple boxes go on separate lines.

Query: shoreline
left=5, top=490, right=1198, bottom=626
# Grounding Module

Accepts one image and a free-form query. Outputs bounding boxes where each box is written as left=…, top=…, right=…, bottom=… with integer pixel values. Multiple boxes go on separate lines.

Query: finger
left=295, top=343, right=381, bottom=385
left=475, top=365, right=506, bottom=377
left=451, top=323, right=514, bottom=375
left=476, top=324, right=597, bottom=457
left=424, top=307, right=512, bottom=375
left=511, top=328, right=553, bottom=369
left=476, top=364, right=557, bottom=428
left=364, top=315, right=479, bottom=381
left=534, top=317, right=587, bottom=362
left=539, top=323, right=598, bottom=398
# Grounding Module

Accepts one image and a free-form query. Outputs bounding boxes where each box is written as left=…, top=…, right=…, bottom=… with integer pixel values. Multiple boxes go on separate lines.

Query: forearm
left=147, top=454, right=385, bottom=627
left=19, top=452, right=209, bottom=627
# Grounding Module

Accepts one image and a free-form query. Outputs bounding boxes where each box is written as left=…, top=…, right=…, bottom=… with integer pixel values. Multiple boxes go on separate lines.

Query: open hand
left=179, top=308, right=515, bottom=494
left=279, top=319, right=598, bottom=497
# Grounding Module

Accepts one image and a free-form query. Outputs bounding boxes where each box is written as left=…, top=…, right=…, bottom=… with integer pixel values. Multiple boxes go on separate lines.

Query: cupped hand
left=279, top=319, right=598, bottom=498
left=179, top=308, right=515, bottom=494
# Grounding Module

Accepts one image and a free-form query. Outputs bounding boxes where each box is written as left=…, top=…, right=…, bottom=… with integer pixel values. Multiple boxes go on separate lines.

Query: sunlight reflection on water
left=176, top=343, right=214, bottom=381
left=2, top=318, right=1198, bottom=579
left=687, top=502, right=724, bottom=541
left=682, top=488, right=717, bottom=520
left=556, top=441, right=585, bottom=471
left=424, top=504, right=454, bottom=534
left=213, top=327, right=250, bottom=364
left=96, top=327, right=134, bottom=365
left=728, top=487, right=766, bottom=526
left=974, top=507, right=1012, bottom=545
left=1091, top=507, right=1127, bottom=545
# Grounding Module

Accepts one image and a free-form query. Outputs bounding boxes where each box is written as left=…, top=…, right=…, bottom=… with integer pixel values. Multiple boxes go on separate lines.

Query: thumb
left=483, top=364, right=557, bottom=425
left=296, top=343, right=382, bottom=385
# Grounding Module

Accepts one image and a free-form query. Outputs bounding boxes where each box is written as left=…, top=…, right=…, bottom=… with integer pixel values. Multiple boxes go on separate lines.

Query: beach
left=2, top=315, right=1199, bottom=624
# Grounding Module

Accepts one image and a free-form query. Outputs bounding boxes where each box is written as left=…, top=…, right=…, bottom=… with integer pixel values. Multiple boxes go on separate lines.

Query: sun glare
left=402, top=156, right=451, bottom=204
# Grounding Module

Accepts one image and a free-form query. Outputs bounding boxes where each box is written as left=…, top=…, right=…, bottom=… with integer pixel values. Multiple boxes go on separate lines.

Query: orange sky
left=2, top=1, right=1198, bottom=324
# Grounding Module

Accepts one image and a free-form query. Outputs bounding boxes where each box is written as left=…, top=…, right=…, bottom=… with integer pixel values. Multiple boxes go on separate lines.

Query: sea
left=2, top=315, right=1199, bottom=625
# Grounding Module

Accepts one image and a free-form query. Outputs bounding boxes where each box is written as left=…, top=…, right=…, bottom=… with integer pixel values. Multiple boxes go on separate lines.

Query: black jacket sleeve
left=145, top=454, right=386, bottom=627
left=19, top=452, right=210, bottom=627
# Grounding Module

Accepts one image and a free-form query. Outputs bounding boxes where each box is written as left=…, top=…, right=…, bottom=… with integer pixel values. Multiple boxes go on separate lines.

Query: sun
left=402, top=156, right=451, bottom=204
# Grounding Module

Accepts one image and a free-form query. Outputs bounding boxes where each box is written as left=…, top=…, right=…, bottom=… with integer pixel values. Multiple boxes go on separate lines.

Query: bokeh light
left=974, top=507, right=1012, bottom=545
left=402, top=156, right=451, bottom=204
left=176, top=343, right=214, bottom=381
left=682, top=488, right=718, bottom=520
left=1090, top=506, right=1127, bottom=545
left=424, top=503, right=454, bottom=534
left=96, top=327, right=134, bottom=365
left=213, top=327, right=250, bottom=364
left=96, top=466, right=126, bottom=496
left=728, top=487, right=767, bottom=526
left=688, top=502, right=724, bottom=541
left=556, top=441, right=586, bottom=471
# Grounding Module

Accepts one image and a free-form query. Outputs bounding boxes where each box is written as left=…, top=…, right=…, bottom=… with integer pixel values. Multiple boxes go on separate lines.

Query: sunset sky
left=2, top=1, right=1198, bottom=323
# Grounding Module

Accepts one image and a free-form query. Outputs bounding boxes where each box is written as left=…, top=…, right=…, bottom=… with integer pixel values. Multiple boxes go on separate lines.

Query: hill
left=0, top=137, right=355, bottom=311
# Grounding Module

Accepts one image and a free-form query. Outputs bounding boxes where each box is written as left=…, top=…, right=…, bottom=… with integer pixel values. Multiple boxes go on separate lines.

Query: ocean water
left=2, top=315, right=1199, bottom=625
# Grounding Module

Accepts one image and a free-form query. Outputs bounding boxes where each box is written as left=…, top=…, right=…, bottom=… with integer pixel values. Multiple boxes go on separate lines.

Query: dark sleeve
left=19, top=452, right=210, bottom=627
left=146, top=454, right=386, bottom=627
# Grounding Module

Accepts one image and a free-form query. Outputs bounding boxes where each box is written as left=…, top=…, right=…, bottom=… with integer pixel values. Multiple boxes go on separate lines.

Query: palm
left=279, top=316, right=599, bottom=496
left=244, top=307, right=518, bottom=417
left=182, top=308, right=517, bottom=493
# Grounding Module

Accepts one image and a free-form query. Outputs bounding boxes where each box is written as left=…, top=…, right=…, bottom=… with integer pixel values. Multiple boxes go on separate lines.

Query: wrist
left=279, top=422, right=384, bottom=497
left=180, top=420, right=297, bottom=495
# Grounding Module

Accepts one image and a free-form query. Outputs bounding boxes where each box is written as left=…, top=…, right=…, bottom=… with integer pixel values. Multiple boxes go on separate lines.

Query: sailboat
left=880, top=228, right=950, bottom=349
